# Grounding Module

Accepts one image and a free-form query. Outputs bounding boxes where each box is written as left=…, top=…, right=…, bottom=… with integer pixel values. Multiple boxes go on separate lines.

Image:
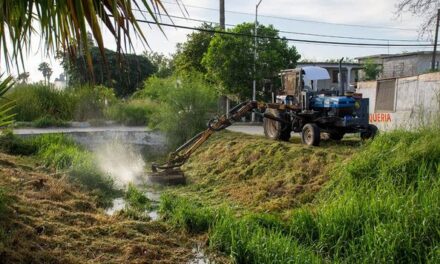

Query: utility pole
left=432, top=9, right=440, bottom=71
left=219, top=0, right=228, bottom=117
left=220, top=0, right=225, bottom=30
left=252, top=0, right=263, bottom=122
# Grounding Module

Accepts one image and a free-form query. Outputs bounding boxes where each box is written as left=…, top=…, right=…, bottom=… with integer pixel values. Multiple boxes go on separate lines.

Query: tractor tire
left=301, top=123, right=320, bottom=146
left=360, top=124, right=378, bottom=140
left=263, top=109, right=291, bottom=141
left=329, top=131, right=345, bottom=141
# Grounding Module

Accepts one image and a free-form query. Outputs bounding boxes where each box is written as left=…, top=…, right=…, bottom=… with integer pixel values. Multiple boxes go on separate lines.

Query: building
left=356, top=71, right=440, bottom=131
left=54, top=73, right=67, bottom=90
left=356, top=51, right=440, bottom=80
left=297, top=62, right=362, bottom=91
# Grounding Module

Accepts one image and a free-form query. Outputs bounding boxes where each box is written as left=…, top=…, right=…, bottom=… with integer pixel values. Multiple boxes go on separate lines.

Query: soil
left=0, top=153, right=195, bottom=264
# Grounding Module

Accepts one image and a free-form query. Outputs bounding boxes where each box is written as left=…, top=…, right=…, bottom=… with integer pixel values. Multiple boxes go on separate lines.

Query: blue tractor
left=263, top=66, right=378, bottom=146
left=150, top=66, right=378, bottom=182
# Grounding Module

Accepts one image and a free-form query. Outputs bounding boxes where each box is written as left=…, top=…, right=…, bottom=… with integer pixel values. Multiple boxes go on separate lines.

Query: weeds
left=162, top=128, right=440, bottom=263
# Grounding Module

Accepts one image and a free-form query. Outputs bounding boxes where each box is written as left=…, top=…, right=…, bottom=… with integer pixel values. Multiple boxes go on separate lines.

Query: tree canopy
left=202, top=23, right=300, bottom=99
left=173, top=23, right=216, bottom=74
left=62, top=47, right=155, bottom=97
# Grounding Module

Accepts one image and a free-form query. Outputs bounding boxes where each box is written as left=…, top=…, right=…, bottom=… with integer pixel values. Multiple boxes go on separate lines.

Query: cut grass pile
left=0, top=152, right=194, bottom=263
left=177, top=131, right=358, bottom=212
left=161, top=128, right=440, bottom=263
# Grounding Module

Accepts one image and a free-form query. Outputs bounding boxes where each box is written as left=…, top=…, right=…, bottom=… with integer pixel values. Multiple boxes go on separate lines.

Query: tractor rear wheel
left=263, top=109, right=291, bottom=141
left=301, top=123, right=320, bottom=146
left=360, top=124, right=378, bottom=140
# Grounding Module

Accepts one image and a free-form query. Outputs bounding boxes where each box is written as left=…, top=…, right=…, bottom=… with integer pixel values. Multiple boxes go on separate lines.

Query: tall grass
left=8, top=84, right=116, bottom=123
left=160, top=128, right=440, bottom=263
left=8, top=84, right=74, bottom=121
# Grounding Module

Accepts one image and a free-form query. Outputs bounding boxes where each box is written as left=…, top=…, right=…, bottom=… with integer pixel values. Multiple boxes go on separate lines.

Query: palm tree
left=38, top=62, right=52, bottom=85
left=17, top=72, right=30, bottom=84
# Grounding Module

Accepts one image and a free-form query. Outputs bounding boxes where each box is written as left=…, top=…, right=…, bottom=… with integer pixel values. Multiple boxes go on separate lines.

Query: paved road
left=227, top=125, right=264, bottom=136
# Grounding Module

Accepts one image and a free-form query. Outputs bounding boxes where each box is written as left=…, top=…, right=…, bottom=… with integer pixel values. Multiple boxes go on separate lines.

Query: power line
left=160, top=1, right=419, bottom=32
left=133, top=18, right=433, bottom=47
left=136, top=10, right=428, bottom=43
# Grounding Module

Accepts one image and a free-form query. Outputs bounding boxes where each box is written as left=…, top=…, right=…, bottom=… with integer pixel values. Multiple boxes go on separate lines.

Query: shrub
left=67, top=85, right=117, bottom=121
left=104, top=99, right=156, bottom=126
left=0, top=130, right=37, bottom=155
left=139, top=73, right=218, bottom=147
left=32, top=116, right=70, bottom=128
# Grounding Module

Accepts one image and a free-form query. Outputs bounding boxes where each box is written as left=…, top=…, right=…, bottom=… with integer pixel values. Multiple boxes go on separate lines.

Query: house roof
left=297, top=62, right=362, bottom=68
left=355, top=51, right=440, bottom=60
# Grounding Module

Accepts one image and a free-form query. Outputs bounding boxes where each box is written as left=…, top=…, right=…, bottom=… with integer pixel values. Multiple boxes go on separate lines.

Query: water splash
left=95, top=140, right=145, bottom=187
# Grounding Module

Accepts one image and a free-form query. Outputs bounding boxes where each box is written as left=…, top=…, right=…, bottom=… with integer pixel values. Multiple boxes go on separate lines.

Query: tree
left=144, top=51, right=174, bottom=78
left=38, top=62, right=53, bottom=85
left=62, top=47, right=155, bottom=97
left=17, top=72, right=30, bottom=84
left=363, top=59, right=381, bottom=81
left=202, top=23, right=301, bottom=99
left=174, top=23, right=216, bottom=73
left=396, top=1, right=439, bottom=39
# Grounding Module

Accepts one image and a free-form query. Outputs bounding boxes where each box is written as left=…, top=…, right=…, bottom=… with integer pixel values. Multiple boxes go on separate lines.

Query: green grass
left=160, top=128, right=440, bottom=263
left=0, top=132, right=128, bottom=207
left=24, top=134, right=117, bottom=206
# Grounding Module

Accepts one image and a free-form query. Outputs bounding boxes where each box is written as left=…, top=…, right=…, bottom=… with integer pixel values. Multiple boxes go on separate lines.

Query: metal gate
left=375, top=79, right=396, bottom=112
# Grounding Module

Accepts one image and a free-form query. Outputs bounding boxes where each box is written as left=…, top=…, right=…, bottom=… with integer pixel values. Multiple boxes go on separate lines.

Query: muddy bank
left=0, top=153, right=194, bottom=264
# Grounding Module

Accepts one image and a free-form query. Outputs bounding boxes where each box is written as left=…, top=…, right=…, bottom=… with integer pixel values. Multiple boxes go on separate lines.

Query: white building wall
left=357, top=72, right=440, bottom=131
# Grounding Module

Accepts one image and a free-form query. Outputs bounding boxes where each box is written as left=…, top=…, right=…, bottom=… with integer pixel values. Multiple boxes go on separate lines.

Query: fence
left=357, top=72, right=440, bottom=131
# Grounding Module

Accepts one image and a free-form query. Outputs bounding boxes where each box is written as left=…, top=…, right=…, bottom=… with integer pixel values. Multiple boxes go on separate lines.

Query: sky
left=2, top=0, right=431, bottom=82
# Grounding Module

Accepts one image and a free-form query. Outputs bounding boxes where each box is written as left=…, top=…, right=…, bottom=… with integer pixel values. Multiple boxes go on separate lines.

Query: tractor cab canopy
left=280, top=66, right=330, bottom=97
left=301, top=66, right=330, bottom=81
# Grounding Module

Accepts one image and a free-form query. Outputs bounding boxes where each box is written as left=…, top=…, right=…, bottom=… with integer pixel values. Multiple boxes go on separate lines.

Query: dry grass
left=0, top=153, right=194, bottom=264
left=177, top=131, right=359, bottom=213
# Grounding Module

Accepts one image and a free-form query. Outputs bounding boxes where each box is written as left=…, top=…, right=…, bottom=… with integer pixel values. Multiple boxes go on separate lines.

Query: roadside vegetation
left=160, top=128, right=440, bottom=263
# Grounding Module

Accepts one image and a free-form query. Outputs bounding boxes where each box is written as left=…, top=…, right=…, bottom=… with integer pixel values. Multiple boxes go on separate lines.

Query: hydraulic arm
left=150, top=100, right=299, bottom=181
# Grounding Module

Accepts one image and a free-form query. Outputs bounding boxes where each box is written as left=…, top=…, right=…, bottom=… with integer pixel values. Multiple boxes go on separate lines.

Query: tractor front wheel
left=301, top=123, right=320, bottom=146
left=263, top=109, right=291, bottom=141
left=360, top=124, right=378, bottom=140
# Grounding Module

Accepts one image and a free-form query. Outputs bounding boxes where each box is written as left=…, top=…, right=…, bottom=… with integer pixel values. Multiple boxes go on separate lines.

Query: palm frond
left=0, top=75, right=16, bottom=127
left=0, top=0, right=168, bottom=71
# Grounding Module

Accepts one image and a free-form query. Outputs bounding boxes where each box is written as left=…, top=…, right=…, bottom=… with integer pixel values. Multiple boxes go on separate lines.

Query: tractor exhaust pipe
left=339, top=58, right=344, bottom=96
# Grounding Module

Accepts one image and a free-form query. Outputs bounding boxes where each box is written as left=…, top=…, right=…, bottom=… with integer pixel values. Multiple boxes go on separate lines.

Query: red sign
left=369, top=113, right=392, bottom=123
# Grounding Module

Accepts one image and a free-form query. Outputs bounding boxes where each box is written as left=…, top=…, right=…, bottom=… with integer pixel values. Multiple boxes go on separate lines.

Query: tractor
left=264, top=66, right=377, bottom=146
left=150, top=66, right=377, bottom=184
